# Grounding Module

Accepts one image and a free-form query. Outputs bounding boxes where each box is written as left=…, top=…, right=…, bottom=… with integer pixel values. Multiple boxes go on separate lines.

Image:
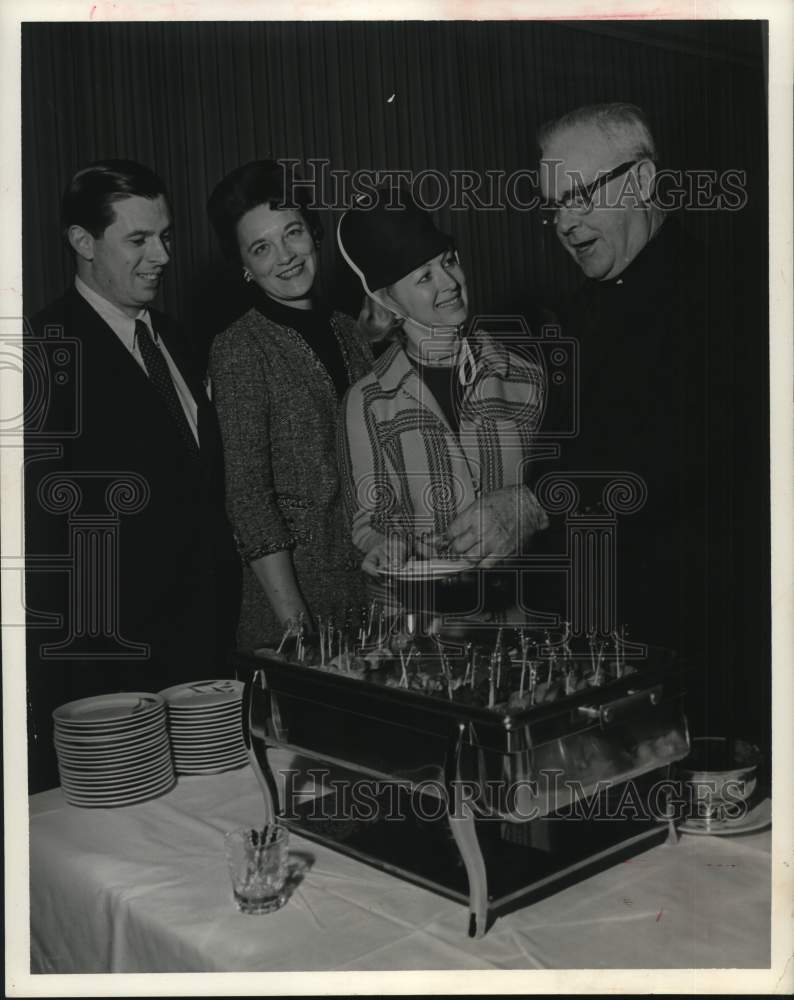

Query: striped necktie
left=135, top=320, right=198, bottom=455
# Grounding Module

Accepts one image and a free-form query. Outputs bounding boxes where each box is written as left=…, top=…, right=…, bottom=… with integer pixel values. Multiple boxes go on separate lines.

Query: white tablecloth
left=29, top=761, right=771, bottom=973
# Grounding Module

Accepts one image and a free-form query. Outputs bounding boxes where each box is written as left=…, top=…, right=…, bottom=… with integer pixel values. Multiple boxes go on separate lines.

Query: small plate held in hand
left=378, top=557, right=473, bottom=580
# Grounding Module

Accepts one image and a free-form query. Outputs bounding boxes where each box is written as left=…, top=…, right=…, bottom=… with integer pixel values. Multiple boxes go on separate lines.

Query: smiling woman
left=336, top=186, right=549, bottom=592
left=236, top=203, right=317, bottom=306
left=206, top=161, right=374, bottom=650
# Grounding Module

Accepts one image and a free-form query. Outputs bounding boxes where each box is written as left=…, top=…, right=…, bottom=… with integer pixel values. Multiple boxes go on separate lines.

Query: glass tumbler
left=224, top=824, right=290, bottom=914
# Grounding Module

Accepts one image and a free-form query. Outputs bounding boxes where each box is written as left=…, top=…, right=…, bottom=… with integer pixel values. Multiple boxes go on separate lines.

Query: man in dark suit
left=532, top=104, right=769, bottom=753
left=25, top=160, right=240, bottom=791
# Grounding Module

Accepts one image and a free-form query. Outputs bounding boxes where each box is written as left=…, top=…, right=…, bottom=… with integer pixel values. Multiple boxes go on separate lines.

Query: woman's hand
left=361, top=533, right=410, bottom=578
left=441, top=486, right=549, bottom=568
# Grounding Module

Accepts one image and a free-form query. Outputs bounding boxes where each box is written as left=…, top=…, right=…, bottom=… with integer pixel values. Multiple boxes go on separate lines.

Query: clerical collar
left=599, top=214, right=671, bottom=289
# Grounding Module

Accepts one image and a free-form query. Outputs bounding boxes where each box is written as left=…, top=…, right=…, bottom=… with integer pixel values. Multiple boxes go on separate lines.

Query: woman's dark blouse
left=251, top=290, right=351, bottom=399
left=208, top=291, right=373, bottom=650
left=407, top=357, right=462, bottom=435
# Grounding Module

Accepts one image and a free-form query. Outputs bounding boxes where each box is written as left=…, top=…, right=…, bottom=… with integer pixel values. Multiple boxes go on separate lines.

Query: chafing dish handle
left=577, top=684, right=663, bottom=727
left=242, top=670, right=282, bottom=824
left=445, top=722, right=489, bottom=939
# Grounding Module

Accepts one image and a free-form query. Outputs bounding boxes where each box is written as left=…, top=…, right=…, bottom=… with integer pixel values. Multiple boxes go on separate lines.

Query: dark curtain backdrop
left=22, top=20, right=767, bottom=341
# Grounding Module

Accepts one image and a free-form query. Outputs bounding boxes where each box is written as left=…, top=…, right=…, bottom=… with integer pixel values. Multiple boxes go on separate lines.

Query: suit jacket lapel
left=67, top=289, right=204, bottom=457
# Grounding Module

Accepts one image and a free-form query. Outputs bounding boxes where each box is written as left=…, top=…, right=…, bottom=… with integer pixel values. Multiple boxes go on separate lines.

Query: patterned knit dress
left=209, top=294, right=373, bottom=650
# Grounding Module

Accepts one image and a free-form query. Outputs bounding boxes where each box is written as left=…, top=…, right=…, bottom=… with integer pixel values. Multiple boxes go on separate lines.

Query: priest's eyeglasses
left=539, top=160, right=637, bottom=226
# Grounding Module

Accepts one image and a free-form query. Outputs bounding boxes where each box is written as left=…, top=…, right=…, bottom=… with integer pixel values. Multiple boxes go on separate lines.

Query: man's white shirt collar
left=74, top=276, right=156, bottom=349
left=73, top=276, right=201, bottom=440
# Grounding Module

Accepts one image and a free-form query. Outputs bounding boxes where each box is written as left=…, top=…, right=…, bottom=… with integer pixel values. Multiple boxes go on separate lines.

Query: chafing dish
left=237, top=632, right=689, bottom=938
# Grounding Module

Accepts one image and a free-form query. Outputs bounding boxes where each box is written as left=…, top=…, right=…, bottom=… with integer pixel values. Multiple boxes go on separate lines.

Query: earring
left=243, top=269, right=253, bottom=283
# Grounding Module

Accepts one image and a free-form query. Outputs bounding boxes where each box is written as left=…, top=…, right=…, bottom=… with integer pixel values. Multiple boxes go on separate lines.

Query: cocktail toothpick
left=433, top=635, right=452, bottom=681
left=594, top=640, right=605, bottom=685
left=519, top=629, right=530, bottom=698
left=547, top=649, right=556, bottom=685
left=529, top=660, right=538, bottom=705
left=562, top=621, right=573, bottom=663
left=316, top=615, right=324, bottom=666
left=367, top=600, right=376, bottom=640
left=463, top=642, right=473, bottom=684
left=276, top=619, right=292, bottom=654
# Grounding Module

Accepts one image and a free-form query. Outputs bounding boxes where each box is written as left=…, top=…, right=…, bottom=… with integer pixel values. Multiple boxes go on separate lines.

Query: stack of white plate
left=53, top=692, right=175, bottom=808
left=159, top=679, right=248, bottom=775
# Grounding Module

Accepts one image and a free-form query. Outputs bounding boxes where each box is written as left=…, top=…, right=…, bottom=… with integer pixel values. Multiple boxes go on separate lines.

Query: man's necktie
left=135, top=320, right=198, bottom=455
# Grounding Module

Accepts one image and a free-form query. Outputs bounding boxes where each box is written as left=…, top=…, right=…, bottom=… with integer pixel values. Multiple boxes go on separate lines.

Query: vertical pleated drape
left=22, top=20, right=767, bottom=335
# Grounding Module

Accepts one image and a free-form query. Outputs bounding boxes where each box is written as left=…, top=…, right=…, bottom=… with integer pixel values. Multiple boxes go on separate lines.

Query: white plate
left=172, top=748, right=246, bottom=765
left=678, top=796, right=771, bottom=836
left=170, top=729, right=243, bottom=746
left=54, top=720, right=167, bottom=748
left=171, top=731, right=245, bottom=748
left=54, top=710, right=166, bottom=740
left=59, top=754, right=173, bottom=789
left=171, top=726, right=243, bottom=746
left=53, top=721, right=167, bottom=742
left=174, top=759, right=248, bottom=773
left=54, top=719, right=168, bottom=751
left=168, top=717, right=242, bottom=732
left=57, top=743, right=171, bottom=777
left=56, top=740, right=171, bottom=770
left=61, top=773, right=174, bottom=799
left=173, top=745, right=247, bottom=762
left=53, top=692, right=164, bottom=726
left=168, top=731, right=243, bottom=747
left=52, top=705, right=167, bottom=734
left=378, top=557, right=472, bottom=580
left=170, top=718, right=242, bottom=734
left=55, top=740, right=171, bottom=771
left=167, top=696, right=243, bottom=718
left=166, top=704, right=241, bottom=721
left=175, top=759, right=249, bottom=775
left=167, top=713, right=242, bottom=730
left=62, top=772, right=176, bottom=808
left=167, top=717, right=241, bottom=732
left=60, top=758, right=174, bottom=791
left=158, top=679, right=243, bottom=709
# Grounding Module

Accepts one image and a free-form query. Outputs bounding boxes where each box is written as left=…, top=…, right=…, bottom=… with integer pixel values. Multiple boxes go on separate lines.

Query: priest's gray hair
left=537, top=103, right=658, bottom=163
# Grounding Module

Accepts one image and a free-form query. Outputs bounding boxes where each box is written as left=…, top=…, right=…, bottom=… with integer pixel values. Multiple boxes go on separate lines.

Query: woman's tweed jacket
left=338, top=332, right=547, bottom=558
left=209, top=308, right=373, bottom=650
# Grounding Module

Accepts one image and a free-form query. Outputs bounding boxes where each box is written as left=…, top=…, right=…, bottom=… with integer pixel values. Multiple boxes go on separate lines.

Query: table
left=29, top=759, right=771, bottom=973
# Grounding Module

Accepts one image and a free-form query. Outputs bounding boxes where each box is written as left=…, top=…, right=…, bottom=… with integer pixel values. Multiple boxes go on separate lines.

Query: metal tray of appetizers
left=236, top=620, right=690, bottom=823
